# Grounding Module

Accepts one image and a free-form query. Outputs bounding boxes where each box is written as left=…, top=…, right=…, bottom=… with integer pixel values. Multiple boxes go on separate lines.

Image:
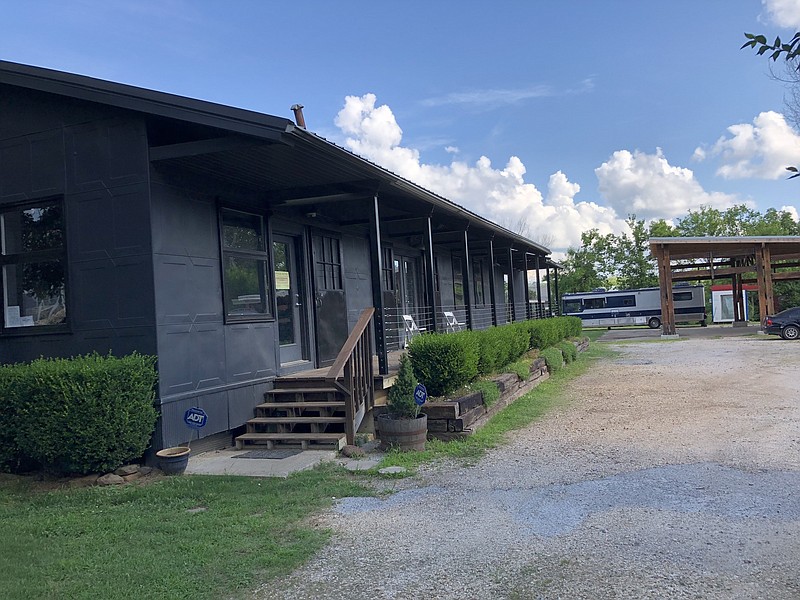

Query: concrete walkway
left=184, top=445, right=384, bottom=478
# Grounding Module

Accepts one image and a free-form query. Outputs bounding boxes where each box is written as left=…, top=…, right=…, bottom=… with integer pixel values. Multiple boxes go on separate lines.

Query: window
left=221, top=209, right=272, bottom=321
left=452, top=257, right=464, bottom=306
left=562, top=299, right=582, bottom=313
left=472, top=258, right=485, bottom=305
left=381, top=246, right=394, bottom=291
left=584, top=297, right=606, bottom=310
left=0, top=200, right=67, bottom=330
left=673, top=291, right=693, bottom=302
left=312, top=234, right=343, bottom=291
left=606, top=295, right=636, bottom=308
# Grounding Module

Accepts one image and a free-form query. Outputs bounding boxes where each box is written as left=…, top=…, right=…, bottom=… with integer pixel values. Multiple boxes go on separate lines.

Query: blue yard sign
left=184, top=407, right=208, bottom=429
left=413, top=383, right=428, bottom=406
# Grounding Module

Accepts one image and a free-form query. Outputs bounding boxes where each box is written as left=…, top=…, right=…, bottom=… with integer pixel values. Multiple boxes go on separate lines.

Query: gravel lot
left=257, top=335, right=800, bottom=599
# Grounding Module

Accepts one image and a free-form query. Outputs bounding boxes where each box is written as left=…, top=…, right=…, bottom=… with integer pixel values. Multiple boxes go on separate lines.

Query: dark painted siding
left=343, top=234, right=372, bottom=331
left=149, top=171, right=279, bottom=446
left=0, top=86, right=156, bottom=363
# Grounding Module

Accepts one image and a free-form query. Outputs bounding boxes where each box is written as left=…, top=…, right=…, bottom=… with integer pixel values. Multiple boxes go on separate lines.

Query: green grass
left=467, top=379, right=500, bottom=407
left=504, top=357, right=533, bottom=381
left=0, top=331, right=615, bottom=599
left=378, top=339, right=617, bottom=472
left=0, top=463, right=371, bottom=600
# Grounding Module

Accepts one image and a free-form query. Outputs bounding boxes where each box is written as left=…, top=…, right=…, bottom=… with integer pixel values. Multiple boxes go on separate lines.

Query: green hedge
left=541, top=347, right=564, bottom=373
left=524, top=316, right=582, bottom=350
left=409, top=330, right=479, bottom=397
left=0, top=352, right=158, bottom=475
left=409, top=316, right=581, bottom=396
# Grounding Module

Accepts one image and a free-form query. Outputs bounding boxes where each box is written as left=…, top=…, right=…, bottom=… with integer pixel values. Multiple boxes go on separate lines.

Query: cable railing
left=381, top=300, right=561, bottom=350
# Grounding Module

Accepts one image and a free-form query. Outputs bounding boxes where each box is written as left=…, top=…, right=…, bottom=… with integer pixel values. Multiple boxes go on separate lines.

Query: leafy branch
left=743, top=32, right=800, bottom=178
left=742, top=32, right=800, bottom=63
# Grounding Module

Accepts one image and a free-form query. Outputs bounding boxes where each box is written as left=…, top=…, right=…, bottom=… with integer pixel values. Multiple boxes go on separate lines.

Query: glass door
left=273, top=234, right=307, bottom=365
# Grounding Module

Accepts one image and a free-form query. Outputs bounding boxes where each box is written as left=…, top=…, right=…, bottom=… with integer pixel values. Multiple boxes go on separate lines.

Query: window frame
left=219, top=207, right=275, bottom=324
left=0, top=197, right=69, bottom=334
left=452, top=256, right=465, bottom=307
left=472, top=258, right=485, bottom=306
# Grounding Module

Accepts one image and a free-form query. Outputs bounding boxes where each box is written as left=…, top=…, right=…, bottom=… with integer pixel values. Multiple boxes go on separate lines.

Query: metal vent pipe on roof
left=291, top=104, right=306, bottom=128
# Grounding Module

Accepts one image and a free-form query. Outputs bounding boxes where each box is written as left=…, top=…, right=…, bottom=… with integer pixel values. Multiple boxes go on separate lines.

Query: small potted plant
left=377, top=354, right=427, bottom=451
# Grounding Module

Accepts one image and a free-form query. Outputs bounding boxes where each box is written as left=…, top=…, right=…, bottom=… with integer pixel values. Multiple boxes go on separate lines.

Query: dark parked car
left=764, top=307, right=800, bottom=340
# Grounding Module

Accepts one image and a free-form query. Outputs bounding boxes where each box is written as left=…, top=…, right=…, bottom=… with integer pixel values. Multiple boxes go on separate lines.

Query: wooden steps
left=235, top=379, right=348, bottom=450
left=235, top=432, right=346, bottom=450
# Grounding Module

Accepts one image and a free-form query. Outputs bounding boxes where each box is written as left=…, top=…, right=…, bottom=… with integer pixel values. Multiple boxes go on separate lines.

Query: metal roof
left=649, top=236, right=800, bottom=260
left=0, top=59, right=553, bottom=259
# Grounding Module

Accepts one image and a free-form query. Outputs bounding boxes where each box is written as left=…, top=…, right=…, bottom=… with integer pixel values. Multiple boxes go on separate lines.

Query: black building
left=0, top=61, right=559, bottom=450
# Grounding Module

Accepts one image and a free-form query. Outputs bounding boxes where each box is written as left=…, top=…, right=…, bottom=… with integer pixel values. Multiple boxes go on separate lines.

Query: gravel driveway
left=256, top=336, right=800, bottom=599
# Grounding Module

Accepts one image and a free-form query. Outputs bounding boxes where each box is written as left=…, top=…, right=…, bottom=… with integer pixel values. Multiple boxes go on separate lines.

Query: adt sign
left=413, top=383, right=428, bottom=406
left=184, top=407, right=208, bottom=429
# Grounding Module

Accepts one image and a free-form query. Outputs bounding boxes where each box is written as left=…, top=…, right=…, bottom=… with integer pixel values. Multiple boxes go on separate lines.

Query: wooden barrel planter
left=377, top=413, right=427, bottom=451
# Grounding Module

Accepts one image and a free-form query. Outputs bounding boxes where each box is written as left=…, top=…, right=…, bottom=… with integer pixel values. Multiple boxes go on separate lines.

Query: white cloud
left=595, top=148, right=740, bottom=219
left=333, top=94, right=627, bottom=252
left=781, top=204, right=800, bottom=220
left=762, top=0, right=800, bottom=29
left=445, top=146, right=459, bottom=154
left=420, top=78, right=595, bottom=109
left=695, top=111, right=800, bottom=179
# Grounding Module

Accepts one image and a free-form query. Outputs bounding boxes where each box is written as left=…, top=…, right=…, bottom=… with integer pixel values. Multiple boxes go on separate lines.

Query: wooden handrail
left=325, top=307, right=375, bottom=446
left=326, top=307, right=375, bottom=381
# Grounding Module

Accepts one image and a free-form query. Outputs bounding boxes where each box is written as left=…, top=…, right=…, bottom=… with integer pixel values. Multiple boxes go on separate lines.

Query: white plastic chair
left=402, top=314, right=426, bottom=347
left=443, top=311, right=463, bottom=332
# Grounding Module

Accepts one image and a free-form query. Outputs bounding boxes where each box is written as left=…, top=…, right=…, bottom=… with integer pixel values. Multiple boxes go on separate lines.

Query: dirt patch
left=258, top=336, right=800, bottom=600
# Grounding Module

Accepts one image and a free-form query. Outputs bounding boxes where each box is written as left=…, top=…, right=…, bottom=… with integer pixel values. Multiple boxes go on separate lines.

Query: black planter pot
left=155, top=446, right=191, bottom=475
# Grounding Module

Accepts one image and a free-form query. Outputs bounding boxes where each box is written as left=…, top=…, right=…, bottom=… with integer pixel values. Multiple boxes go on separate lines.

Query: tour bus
left=561, top=285, right=707, bottom=329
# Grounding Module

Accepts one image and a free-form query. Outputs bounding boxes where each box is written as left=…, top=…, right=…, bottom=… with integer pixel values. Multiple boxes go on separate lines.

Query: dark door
left=311, top=232, right=348, bottom=366
left=273, top=234, right=308, bottom=365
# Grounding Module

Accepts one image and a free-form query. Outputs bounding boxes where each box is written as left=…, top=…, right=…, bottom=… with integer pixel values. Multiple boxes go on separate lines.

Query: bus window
left=584, top=297, right=605, bottom=310
left=563, top=299, right=582, bottom=313
left=673, top=292, right=693, bottom=301
left=606, top=295, right=635, bottom=308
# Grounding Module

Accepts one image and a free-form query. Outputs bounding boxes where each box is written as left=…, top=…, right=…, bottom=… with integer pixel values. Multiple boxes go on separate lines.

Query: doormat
left=234, top=449, right=302, bottom=460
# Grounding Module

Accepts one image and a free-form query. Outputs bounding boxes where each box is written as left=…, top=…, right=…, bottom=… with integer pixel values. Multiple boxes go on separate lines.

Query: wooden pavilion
left=649, top=236, right=800, bottom=336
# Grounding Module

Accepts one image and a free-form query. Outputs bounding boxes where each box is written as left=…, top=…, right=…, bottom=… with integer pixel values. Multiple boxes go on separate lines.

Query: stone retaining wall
left=373, top=338, right=589, bottom=442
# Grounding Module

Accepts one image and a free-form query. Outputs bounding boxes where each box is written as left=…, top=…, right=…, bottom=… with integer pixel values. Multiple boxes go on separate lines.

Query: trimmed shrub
left=10, top=352, right=158, bottom=475
left=541, top=347, right=564, bottom=373
left=409, top=330, right=479, bottom=397
left=387, top=354, right=419, bottom=418
left=558, top=341, right=578, bottom=364
left=0, top=365, right=26, bottom=472
left=476, top=326, right=506, bottom=376
left=527, top=316, right=582, bottom=350
left=476, top=323, right=531, bottom=376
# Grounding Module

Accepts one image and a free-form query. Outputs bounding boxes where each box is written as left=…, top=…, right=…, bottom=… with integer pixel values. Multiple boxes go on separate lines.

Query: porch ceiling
left=151, top=129, right=552, bottom=259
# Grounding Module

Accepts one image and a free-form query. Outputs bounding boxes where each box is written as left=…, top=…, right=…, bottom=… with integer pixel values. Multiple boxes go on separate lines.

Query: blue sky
left=2, top=0, right=800, bottom=254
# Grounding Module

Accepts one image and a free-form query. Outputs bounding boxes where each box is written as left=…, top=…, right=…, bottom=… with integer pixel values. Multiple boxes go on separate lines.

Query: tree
left=559, top=216, right=657, bottom=294
left=559, top=207, right=800, bottom=305
left=615, top=217, right=658, bottom=289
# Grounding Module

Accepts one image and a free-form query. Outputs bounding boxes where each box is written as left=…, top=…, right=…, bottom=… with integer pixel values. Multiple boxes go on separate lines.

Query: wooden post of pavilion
left=654, top=243, right=677, bottom=336
left=755, top=244, right=776, bottom=328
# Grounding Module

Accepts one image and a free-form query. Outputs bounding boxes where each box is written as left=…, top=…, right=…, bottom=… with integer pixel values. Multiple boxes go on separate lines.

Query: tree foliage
left=742, top=32, right=800, bottom=64
left=559, top=215, right=658, bottom=293
left=559, top=206, right=800, bottom=307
